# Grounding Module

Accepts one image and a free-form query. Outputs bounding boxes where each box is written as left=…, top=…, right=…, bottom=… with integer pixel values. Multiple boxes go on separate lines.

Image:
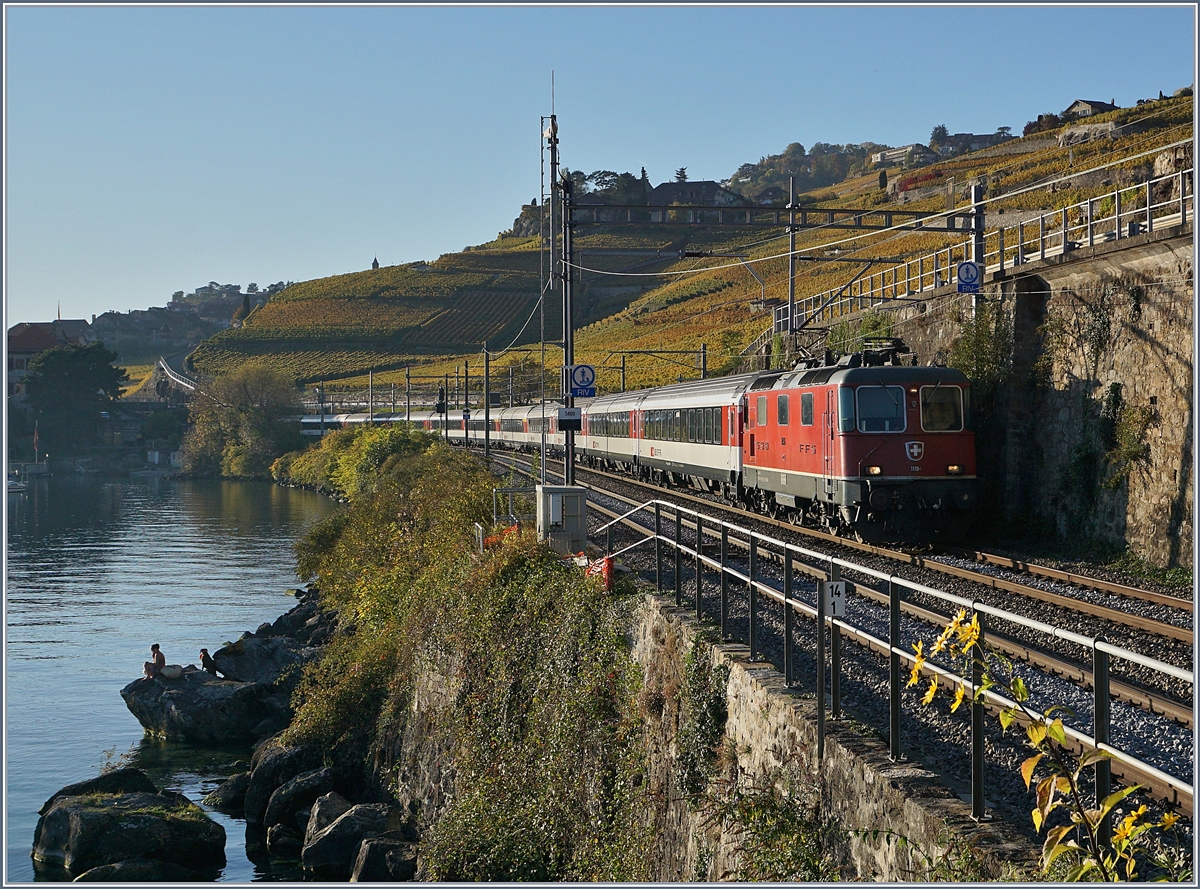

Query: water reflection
left=6, top=475, right=335, bottom=882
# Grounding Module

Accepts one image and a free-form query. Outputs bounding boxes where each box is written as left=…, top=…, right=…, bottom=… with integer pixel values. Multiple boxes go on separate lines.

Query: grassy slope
left=189, top=97, right=1191, bottom=391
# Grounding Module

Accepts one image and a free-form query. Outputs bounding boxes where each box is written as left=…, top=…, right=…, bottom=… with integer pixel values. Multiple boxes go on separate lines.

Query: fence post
left=817, top=568, right=826, bottom=761
left=1062, top=207, right=1069, bottom=252
left=1039, top=213, right=1046, bottom=260
left=694, top=515, right=703, bottom=619
left=1114, top=188, right=1122, bottom=240
left=1087, top=198, right=1094, bottom=247
left=971, top=609, right=988, bottom=820
left=1179, top=170, right=1187, bottom=223
left=1017, top=222, right=1025, bottom=264
left=830, top=562, right=841, bottom=718
left=1146, top=180, right=1154, bottom=234
left=1094, top=640, right=1112, bottom=845
left=998, top=227, right=1005, bottom=273
left=784, top=547, right=793, bottom=687
left=654, top=502, right=662, bottom=592
left=889, top=578, right=902, bottom=761
left=720, top=520, right=729, bottom=638
left=748, top=533, right=758, bottom=660
left=674, top=508, right=682, bottom=607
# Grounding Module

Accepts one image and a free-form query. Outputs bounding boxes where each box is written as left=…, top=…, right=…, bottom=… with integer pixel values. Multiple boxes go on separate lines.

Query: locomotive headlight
left=947, top=464, right=963, bottom=475
left=865, top=465, right=882, bottom=476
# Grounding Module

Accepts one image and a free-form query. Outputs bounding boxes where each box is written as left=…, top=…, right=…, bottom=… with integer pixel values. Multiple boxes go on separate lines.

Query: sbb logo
left=905, top=441, right=925, bottom=461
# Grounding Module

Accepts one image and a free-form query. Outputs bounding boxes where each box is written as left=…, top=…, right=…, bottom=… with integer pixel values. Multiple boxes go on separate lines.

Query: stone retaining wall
left=871, top=225, right=1192, bottom=565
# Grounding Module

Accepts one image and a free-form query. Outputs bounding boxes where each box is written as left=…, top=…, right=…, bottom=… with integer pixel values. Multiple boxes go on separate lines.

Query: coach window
left=688, top=410, right=696, bottom=442
left=856, top=385, right=907, bottom=432
left=702, top=408, right=710, bottom=443
left=715, top=409, right=723, bottom=442
left=801, top=392, right=814, bottom=426
left=921, top=385, right=963, bottom=431
left=777, top=393, right=789, bottom=426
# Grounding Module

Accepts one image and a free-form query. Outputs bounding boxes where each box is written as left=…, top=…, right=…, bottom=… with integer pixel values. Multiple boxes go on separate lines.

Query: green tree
left=929, top=124, right=949, bottom=147
left=674, top=167, right=688, bottom=182
left=25, top=343, right=128, bottom=455
left=181, top=362, right=304, bottom=478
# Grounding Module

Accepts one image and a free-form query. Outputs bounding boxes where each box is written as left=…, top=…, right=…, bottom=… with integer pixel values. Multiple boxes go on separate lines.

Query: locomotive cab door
left=822, top=389, right=836, bottom=500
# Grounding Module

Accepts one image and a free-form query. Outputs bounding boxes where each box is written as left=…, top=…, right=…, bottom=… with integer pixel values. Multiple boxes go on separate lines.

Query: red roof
left=7, top=324, right=61, bottom=354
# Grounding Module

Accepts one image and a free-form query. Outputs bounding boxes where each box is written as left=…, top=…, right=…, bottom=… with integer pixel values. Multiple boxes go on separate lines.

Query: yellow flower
left=950, top=684, right=966, bottom=712
left=1161, top=811, right=1179, bottom=830
left=932, top=609, right=966, bottom=655
left=921, top=675, right=938, bottom=705
left=957, top=613, right=981, bottom=650
left=908, top=640, right=925, bottom=687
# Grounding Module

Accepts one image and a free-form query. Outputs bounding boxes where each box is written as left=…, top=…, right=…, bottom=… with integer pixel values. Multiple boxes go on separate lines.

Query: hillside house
left=935, top=132, right=1011, bottom=158
left=870, top=143, right=937, bottom=168
left=753, top=185, right=788, bottom=206
left=648, top=180, right=752, bottom=207
left=1063, top=99, right=1119, bottom=118
left=6, top=320, right=92, bottom=406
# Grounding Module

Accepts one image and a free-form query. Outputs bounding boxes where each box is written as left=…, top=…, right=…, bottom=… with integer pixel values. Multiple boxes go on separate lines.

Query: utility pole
left=544, top=113, right=558, bottom=487
left=368, top=370, right=373, bottom=423
left=443, top=373, right=449, bottom=443
left=787, top=173, right=796, bottom=350
left=483, top=341, right=490, bottom=463
left=560, top=169, right=576, bottom=485
left=405, top=367, right=411, bottom=424
left=620, top=354, right=626, bottom=392
left=971, top=183, right=985, bottom=318
left=701, top=343, right=707, bottom=379
left=465, top=359, right=470, bottom=444
left=508, top=365, right=514, bottom=407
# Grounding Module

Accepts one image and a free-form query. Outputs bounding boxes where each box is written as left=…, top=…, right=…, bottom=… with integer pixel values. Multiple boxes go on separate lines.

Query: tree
left=878, top=169, right=888, bottom=191
left=181, top=362, right=304, bottom=478
left=995, top=125, right=1012, bottom=139
left=25, top=343, right=129, bottom=455
left=929, top=124, right=949, bottom=148
left=674, top=167, right=688, bottom=182
left=247, top=283, right=259, bottom=294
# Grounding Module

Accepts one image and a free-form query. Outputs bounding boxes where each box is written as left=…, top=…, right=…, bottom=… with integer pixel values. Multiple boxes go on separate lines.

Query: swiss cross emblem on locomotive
left=905, top=441, right=925, bottom=461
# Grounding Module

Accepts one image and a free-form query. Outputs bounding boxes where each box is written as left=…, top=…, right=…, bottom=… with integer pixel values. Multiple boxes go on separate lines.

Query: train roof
left=778, top=364, right=970, bottom=389
left=587, top=370, right=784, bottom=411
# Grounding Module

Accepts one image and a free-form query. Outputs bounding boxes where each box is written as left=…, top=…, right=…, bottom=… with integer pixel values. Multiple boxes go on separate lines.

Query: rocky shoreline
left=34, top=586, right=420, bottom=882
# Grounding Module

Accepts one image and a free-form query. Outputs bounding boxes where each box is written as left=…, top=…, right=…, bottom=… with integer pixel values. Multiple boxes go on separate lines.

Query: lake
left=5, top=474, right=337, bottom=882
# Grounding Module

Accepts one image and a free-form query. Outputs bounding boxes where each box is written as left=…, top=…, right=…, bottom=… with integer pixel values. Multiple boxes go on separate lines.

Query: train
left=300, top=340, right=977, bottom=541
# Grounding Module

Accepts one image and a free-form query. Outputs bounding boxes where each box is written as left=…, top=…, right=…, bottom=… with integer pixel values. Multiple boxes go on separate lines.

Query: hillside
left=187, top=95, right=1192, bottom=395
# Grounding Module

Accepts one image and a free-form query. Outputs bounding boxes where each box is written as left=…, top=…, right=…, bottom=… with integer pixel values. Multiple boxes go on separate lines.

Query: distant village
left=6, top=281, right=289, bottom=406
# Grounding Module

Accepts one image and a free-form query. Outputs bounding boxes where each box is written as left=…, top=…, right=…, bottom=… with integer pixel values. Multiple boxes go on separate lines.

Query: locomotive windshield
left=920, top=385, right=964, bottom=431
left=855, top=385, right=907, bottom=432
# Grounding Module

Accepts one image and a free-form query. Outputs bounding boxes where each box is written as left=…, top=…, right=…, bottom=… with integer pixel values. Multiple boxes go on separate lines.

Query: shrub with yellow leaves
left=910, top=608, right=1189, bottom=882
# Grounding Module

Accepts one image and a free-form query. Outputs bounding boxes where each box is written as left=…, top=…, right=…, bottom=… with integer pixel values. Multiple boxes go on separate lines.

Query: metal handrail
left=596, top=497, right=1193, bottom=816
left=749, top=162, right=1194, bottom=350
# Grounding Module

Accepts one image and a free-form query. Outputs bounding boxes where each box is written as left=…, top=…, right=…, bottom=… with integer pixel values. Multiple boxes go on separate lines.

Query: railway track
left=491, top=450, right=1191, bottom=646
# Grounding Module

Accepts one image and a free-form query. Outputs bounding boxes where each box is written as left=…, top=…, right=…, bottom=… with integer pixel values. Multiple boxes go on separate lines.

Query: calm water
left=4, top=475, right=337, bottom=883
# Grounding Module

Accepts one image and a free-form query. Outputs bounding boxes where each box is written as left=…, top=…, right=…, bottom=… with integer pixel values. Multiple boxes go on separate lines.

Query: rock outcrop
left=351, top=836, right=419, bottom=882
left=32, top=774, right=225, bottom=878
left=202, top=771, right=251, bottom=814
left=119, top=588, right=336, bottom=745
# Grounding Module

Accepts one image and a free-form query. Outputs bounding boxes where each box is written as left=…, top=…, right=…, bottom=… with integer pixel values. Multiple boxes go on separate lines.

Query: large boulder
left=301, top=804, right=400, bottom=881
left=72, top=857, right=198, bottom=881
left=351, top=837, right=419, bottom=882
left=32, top=790, right=225, bottom=877
left=38, top=768, right=157, bottom=816
left=202, top=771, right=251, bottom=814
left=263, top=767, right=338, bottom=830
left=212, top=634, right=319, bottom=694
left=304, top=792, right=353, bottom=846
left=120, top=670, right=290, bottom=745
left=244, top=737, right=323, bottom=826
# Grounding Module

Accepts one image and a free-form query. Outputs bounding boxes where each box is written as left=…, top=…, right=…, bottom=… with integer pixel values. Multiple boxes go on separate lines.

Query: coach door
left=822, top=389, right=836, bottom=499
left=744, top=397, right=756, bottom=465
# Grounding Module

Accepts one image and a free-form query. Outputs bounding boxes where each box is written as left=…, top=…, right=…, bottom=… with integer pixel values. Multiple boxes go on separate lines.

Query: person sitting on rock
left=143, top=643, right=165, bottom=678
left=199, top=648, right=220, bottom=677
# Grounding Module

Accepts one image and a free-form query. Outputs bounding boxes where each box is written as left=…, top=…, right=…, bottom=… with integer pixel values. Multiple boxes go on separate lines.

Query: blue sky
left=4, top=4, right=1195, bottom=328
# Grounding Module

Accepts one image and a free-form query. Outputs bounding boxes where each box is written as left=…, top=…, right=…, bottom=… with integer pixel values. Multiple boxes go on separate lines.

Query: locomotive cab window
left=776, top=394, right=789, bottom=426
left=921, top=386, right=963, bottom=431
left=856, top=385, right=906, bottom=432
left=801, top=392, right=814, bottom=426
left=757, top=396, right=767, bottom=426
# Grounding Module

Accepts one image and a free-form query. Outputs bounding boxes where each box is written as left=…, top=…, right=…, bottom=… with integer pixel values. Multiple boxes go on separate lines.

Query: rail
left=594, top=497, right=1194, bottom=819
left=748, top=165, right=1193, bottom=352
